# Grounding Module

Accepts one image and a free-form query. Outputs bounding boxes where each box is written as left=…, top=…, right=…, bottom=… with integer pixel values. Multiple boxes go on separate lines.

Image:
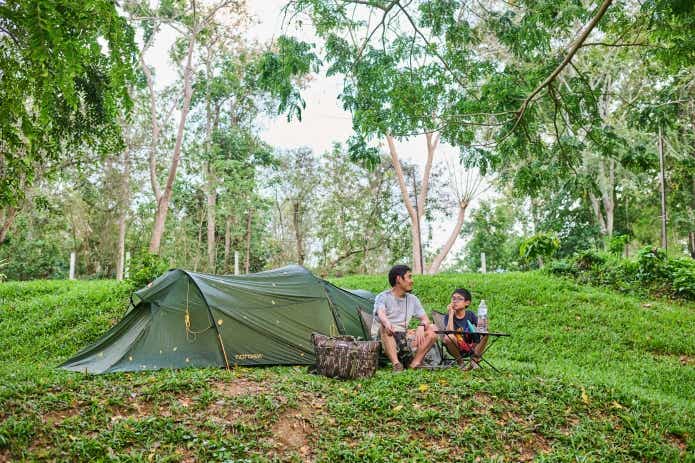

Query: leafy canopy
left=0, top=0, right=137, bottom=207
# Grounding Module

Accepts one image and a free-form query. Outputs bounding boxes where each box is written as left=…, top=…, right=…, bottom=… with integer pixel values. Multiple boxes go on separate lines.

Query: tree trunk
left=386, top=135, right=438, bottom=274
left=292, top=201, right=305, bottom=265
left=588, top=191, right=608, bottom=237
left=204, top=47, right=216, bottom=273
left=193, top=208, right=205, bottom=272
left=427, top=201, right=468, bottom=274
left=206, top=162, right=217, bottom=272
left=244, top=208, right=253, bottom=273
left=116, top=147, right=130, bottom=281
left=149, top=34, right=197, bottom=254
left=600, top=158, right=615, bottom=237
left=0, top=207, right=18, bottom=245
left=689, top=174, right=695, bottom=259
left=224, top=215, right=232, bottom=272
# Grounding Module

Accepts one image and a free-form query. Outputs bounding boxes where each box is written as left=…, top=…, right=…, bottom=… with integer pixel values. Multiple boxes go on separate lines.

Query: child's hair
left=451, top=288, right=472, bottom=302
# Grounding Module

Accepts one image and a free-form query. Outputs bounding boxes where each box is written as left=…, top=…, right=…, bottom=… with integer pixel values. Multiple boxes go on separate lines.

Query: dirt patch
left=472, top=392, right=495, bottom=407
left=212, top=378, right=268, bottom=397
left=649, top=352, right=695, bottom=366
left=0, top=449, right=12, bottom=463
left=267, top=394, right=327, bottom=462
left=667, top=433, right=688, bottom=453
left=175, top=448, right=197, bottom=463
left=42, top=407, right=81, bottom=424
left=515, top=432, right=552, bottom=462
left=205, top=398, right=254, bottom=426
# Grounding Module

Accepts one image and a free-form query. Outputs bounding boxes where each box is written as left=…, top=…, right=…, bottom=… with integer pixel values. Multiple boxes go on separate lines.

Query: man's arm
left=377, top=308, right=395, bottom=336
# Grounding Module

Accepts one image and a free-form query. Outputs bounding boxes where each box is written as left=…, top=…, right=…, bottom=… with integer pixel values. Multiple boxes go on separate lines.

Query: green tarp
left=60, top=265, right=374, bottom=374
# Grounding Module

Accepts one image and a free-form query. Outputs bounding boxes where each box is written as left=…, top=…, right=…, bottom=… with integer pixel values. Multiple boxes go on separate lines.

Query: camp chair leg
left=478, top=356, right=500, bottom=373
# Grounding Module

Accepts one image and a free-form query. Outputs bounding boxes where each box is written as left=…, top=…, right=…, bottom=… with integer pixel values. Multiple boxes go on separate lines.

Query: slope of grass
left=0, top=272, right=692, bottom=462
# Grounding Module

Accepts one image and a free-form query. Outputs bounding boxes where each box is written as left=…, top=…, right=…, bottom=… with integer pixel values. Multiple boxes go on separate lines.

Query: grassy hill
left=1, top=272, right=693, bottom=462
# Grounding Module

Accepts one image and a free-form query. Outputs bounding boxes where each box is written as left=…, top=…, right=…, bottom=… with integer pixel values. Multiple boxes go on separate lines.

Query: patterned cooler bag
left=311, top=333, right=381, bottom=379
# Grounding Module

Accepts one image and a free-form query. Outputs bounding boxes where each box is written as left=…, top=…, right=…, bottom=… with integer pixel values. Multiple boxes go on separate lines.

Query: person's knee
left=425, top=330, right=437, bottom=344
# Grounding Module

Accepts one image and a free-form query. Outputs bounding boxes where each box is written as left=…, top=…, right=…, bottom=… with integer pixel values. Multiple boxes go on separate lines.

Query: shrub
left=519, top=233, right=560, bottom=267
left=544, top=245, right=695, bottom=301
left=547, top=258, right=575, bottom=276
left=669, top=258, right=695, bottom=299
left=574, top=249, right=607, bottom=270
left=607, top=234, right=630, bottom=256
left=126, top=252, right=169, bottom=290
left=636, top=246, right=669, bottom=282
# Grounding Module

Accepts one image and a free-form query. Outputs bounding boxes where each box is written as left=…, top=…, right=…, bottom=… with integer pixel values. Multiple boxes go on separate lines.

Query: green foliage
left=0, top=236, right=67, bottom=281
left=126, top=252, right=169, bottom=289
left=519, top=232, right=560, bottom=266
left=252, top=36, right=321, bottom=121
left=668, top=258, right=695, bottom=300
left=549, top=246, right=695, bottom=301
left=1, top=274, right=693, bottom=460
left=0, top=0, right=136, bottom=207
left=607, top=234, right=630, bottom=256
left=453, top=200, right=520, bottom=272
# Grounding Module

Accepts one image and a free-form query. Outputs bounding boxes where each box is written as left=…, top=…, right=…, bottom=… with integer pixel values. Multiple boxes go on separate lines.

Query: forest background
left=1, top=0, right=693, bottom=286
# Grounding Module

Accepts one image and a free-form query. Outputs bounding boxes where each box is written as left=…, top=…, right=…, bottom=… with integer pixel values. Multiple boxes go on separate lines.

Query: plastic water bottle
left=477, top=299, right=488, bottom=333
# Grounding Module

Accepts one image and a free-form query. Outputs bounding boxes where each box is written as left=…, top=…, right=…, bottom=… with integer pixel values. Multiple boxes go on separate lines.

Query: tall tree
left=0, top=0, right=136, bottom=242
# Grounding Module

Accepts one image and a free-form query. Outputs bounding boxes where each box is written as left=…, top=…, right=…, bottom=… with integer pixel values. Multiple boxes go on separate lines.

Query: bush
left=574, top=249, right=607, bottom=270
left=607, top=234, right=630, bottom=256
left=669, top=258, right=695, bottom=299
left=126, top=252, right=169, bottom=290
left=636, top=246, right=669, bottom=281
left=519, top=233, right=560, bottom=267
left=544, top=245, right=695, bottom=301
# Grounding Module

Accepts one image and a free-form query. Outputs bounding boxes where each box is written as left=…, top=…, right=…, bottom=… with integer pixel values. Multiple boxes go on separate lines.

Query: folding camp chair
left=431, top=310, right=510, bottom=372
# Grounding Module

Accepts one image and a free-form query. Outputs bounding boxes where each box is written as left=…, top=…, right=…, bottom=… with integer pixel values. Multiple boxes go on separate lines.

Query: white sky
left=141, top=0, right=491, bottom=267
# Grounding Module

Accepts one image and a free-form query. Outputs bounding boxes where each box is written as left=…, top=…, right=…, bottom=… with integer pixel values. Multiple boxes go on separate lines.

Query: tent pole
left=217, top=332, right=231, bottom=371
left=183, top=271, right=232, bottom=371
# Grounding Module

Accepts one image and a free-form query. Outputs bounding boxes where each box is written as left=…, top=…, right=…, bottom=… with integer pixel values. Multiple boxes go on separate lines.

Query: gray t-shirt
left=373, top=289, right=426, bottom=332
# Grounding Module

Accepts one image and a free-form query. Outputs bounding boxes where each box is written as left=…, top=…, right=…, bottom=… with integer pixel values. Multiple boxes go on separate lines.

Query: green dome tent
left=60, top=265, right=373, bottom=374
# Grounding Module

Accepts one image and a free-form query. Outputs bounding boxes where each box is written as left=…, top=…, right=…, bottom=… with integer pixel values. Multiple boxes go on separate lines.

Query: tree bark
left=292, top=200, right=305, bottom=265
left=244, top=208, right=253, bottom=273
left=116, top=147, right=130, bottom=281
left=690, top=174, right=695, bottom=259
left=224, top=215, right=232, bottom=272
left=204, top=46, right=217, bottom=273
left=149, top=34, right=197, bottom=254
left=193, top=207, right=205, bottom=272
left=0, top=207, right=18, bottom=245
left=601, top=158, right=615, bottom=237
left=427, top=201, right=468, bottom=274
left=386, top=135, right=424, bottom=273
left=206, top=162, right=217, bottom=272
left=589, top=191, right=608, bottom=236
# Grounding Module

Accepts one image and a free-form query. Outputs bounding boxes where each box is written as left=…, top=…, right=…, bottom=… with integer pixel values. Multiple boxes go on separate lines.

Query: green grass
left=0, top=272, right=693, bottom=462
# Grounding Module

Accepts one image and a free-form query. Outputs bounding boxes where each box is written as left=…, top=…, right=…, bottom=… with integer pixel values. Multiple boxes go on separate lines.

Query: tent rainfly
left=60, top=265, right=374, bottom=374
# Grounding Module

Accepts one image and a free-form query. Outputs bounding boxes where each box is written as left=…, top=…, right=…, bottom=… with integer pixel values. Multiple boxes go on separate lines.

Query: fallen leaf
left=581, top=387, right=590, bottom=404
left=418, top=384, right=429, bottom=393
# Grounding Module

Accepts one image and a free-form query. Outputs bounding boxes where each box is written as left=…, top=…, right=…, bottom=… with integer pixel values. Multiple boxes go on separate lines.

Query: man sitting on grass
left=442, top=288, right=488, bottom=370
left=374, top=264, right=437, bottom=372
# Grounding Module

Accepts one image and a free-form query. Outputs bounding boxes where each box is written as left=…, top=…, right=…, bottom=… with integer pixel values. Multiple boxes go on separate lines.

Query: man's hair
left=388, top=264, right=411, bottom=287
left=452, top=288, right=472, bottom=302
